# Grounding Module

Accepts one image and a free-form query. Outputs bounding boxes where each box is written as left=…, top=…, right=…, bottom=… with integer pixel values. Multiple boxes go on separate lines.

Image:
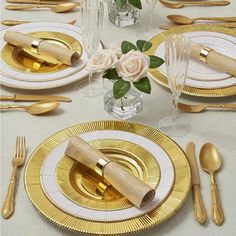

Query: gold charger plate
left=24, top=121, right=191, bottom=235
left=146, top=25, right=236, bottom=97
left=2, top=31, right=83, bottom=74
left=56, top=139, right=160, bottom=211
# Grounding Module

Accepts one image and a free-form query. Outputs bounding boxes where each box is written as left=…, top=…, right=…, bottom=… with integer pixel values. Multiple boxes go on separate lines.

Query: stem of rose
left=120, top=97, right=125, bottom=111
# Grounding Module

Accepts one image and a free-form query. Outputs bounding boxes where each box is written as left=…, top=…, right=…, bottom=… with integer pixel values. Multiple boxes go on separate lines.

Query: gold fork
left=2, top=136, right=26, bottom=219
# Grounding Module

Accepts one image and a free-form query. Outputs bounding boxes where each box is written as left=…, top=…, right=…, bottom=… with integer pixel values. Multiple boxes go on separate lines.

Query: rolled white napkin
left=4, top=30, right=80, bottom=66
left=191, top=43, right=236, bottom=77
left=65, top=136, right=155, bottom=208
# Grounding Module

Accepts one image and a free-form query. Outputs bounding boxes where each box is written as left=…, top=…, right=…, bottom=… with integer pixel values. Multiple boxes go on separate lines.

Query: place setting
left=0, top=0, right=235, bottom=235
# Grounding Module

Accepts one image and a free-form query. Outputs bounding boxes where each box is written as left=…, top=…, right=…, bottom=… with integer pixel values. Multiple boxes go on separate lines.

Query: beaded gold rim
left=24, top=120, right=191, bottom=235
left=56, top=139, right=161, bottom=211
left=146, top=25, right=236, bottom=97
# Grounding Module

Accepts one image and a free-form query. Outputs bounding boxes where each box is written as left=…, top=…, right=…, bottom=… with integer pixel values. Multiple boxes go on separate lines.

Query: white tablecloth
left=1, top=1, right=236, bottom=235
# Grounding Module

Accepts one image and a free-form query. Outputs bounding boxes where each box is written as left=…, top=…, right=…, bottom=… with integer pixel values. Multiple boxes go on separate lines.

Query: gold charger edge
left=24, top=120, right=191, bottom=235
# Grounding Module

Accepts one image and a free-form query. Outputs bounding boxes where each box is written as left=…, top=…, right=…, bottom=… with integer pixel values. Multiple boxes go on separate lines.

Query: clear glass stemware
left=137, top=0, right=157, bottom=39
left=158, top=34, right=191, bottom=137
left=79, top=0, right=104, bottom=97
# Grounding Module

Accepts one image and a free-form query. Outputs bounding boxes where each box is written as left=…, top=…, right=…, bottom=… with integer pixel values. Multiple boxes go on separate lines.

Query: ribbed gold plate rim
left=56, top=139, right=160, bottom=211
left=24, top=120, right=191, bottom=235
left=146, top=25, right=236, bottom=97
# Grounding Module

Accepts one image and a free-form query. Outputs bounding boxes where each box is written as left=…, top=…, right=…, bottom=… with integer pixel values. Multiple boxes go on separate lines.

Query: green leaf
left=121, top=41, right=137, bottom=54
left=133, top=77, right=151, bottom=94
left=113, top=79, right=131, bottom=99
left=136, top=40, right=152, bottom=52
left=128, top=0, right=142, bottom=9
left=103, top=68, right=121, bottom=80
left=116, top=0, right=127, bottom=8
left=149, top=56, right=165, bottom=68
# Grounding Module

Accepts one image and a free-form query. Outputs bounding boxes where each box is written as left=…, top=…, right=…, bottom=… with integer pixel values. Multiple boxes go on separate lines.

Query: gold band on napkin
left=191, top=43, right=236, bottom=77
left=4, top=30, right=80, bottom=66
left=65, top=136, right=155, bottom=208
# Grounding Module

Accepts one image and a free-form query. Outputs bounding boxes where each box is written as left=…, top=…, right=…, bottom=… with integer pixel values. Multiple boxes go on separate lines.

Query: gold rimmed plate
left=24, top=120, right=191, bottom=235
left=2, top=31, right=83, bottom=75
left=146, top=25, right=236, bottom=97
left=56, top=139, right=160, bottom=211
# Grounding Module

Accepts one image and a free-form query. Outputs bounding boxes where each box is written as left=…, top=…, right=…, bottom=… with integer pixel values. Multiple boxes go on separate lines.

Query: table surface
left=1, top=1, right=236, bottom=236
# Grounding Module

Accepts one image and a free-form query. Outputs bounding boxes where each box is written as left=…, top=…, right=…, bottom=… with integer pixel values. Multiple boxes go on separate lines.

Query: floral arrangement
left=87, top=40, right=164, bottom=99
left=114, top=0, right=142, bottom=9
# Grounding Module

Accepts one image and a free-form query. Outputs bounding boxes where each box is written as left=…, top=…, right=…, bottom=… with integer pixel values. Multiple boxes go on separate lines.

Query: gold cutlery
left=167, top=15, right=236, bottom=25
left=159, top=22, right=236, bottom=30
left=186, top=142, right=207, bottom=224
left=5, top=2, right=78, bottom=13
left=200, top=143, right=224, bottom=226
left=0, top=94, right=72, bottom=102
left=1, top=19, right=76, bottom=26
left=7, top=0, right=80, bottom=5
left=159, top=0, right=230, bottom=9
left=178, top=102, right=236, bottom=113
left=0, top=101, right=60, bottom=115
left=2, top=136, right=26, bottom=219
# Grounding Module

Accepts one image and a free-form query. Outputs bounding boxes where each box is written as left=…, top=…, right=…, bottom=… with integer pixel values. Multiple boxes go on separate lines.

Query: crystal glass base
left=108, top=2, right=140, bottom=27
left=158, top=116, right=191, bottom=137
left=104, top=90, right=143, bottom=120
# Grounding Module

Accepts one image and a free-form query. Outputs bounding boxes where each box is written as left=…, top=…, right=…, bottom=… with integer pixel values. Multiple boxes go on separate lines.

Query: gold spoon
left=178, top=102, right=236, bottom=113
left=5, top=3, right=78, bottom=13
left=200, top=143, right=224, bottom=226
left=1, top=19, right=76, bottom=26
left=0, top=101, right=60, bottom=115
left=167, top=15, right=236, bottom=25
left=159, top=0, right=230, bottom=9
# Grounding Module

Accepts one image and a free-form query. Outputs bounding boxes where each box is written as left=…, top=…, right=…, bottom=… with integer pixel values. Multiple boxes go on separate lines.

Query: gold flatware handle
left=197, top=17, right=236, bottom=22
left=0, top=95, right=15, bottom=101
left=5, top=5, right=50, bottom=10
left=0, top=104, right=23, bottom=110
left=208, top=104, right=236, bottom=109
left=160, top=22, right=236, bottom=30
left=7, top=0, right=80, bottom=5
left=185, top=1, right=230, bottom=6
left=1, top=20, right=32, bottom=26
left=211, top=183, right=224, bottom=225
left=2, top=167, right=17, bottom=219
left=193, top=185, right=207, bottom=224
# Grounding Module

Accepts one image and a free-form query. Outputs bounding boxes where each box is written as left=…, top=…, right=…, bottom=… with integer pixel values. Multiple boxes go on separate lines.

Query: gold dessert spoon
left=5, top=2, right=78, bottom=13
left=200, top=143, right=224, bottom=226
left=178, top=102, right=236, bottom=113
left=0, top=101, right=60, bottom=115
left=159, top=0, right=230, bottom=9
left=1, top=19, right=76, bottom=26
left=167, top=15, right=236, bottom=25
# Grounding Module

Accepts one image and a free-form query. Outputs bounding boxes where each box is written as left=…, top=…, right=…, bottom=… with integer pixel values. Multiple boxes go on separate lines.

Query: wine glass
left=79, top=0, right=104, bottom=97
left=158, top=34, right=191, bottom=137
left=138, top=0, right=157, bottom=39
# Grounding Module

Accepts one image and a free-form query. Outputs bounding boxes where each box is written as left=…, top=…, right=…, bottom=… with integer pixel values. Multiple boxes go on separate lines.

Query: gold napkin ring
left=95, top=158, right=110, bottom=176
left=31, top=40, right=42, bottom=54
left=199, top=47, right=212, bottom=63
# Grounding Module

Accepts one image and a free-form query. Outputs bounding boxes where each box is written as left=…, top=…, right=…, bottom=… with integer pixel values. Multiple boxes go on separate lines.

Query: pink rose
left=116, top=50, right=150, bottom=82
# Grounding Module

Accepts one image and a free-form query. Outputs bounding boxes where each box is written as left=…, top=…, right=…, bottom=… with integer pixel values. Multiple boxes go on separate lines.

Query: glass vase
left=103, top=80, right=143, bottom=120
left=108, top=0, right=140, bottom=27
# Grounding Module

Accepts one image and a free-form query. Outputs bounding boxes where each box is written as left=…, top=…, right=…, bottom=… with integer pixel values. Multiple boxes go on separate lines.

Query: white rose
left=87, top=49, right=114, bottom=73
left=116, top=50, right=150, bottom=82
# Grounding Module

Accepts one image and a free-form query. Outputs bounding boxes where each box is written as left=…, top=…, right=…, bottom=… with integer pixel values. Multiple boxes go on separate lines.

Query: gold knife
left=0, top=95, right=72, bottom=102
left=159, top=22, right=236, bottom=30
left=186, top=142, right=207, bottom=224
left=6, top=0, right=79, bottom=5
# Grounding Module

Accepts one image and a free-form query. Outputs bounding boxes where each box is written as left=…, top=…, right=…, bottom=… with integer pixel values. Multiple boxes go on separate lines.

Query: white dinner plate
left=0, top=22, right=102, bottom=90
left=40, top=130, right=175, bottom=222
left=156, top=31, right=236, bottom=89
